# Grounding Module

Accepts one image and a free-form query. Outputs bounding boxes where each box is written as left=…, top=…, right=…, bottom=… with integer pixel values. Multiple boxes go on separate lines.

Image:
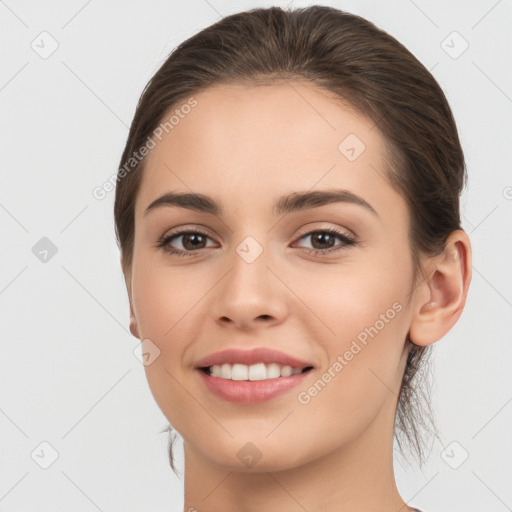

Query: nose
left=210, top=242, right=289, bottom=331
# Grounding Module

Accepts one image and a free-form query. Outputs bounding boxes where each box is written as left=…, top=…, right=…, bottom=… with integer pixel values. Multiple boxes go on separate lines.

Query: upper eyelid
left=295, top=225, right=354, bottom=239
left=162, top=225, right=354, bottom=240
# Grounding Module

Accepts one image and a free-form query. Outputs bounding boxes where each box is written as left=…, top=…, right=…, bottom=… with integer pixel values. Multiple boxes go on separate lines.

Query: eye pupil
left=183, top=233, right=205, bottom=250
left=312, top=232, right=335, bottom=249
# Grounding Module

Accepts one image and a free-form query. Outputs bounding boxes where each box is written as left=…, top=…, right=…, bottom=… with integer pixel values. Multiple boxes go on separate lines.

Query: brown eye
left=295, top=228, right=356, bottom=254
left=179, top=232, right=208, bottom=250
left=156, top=229, right=216, bottom=256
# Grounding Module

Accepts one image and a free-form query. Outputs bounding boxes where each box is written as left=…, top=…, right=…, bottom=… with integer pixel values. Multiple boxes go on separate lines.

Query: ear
left=409, top=230, right=472, bottom=346
left=120, top=254, right=141, bottom=340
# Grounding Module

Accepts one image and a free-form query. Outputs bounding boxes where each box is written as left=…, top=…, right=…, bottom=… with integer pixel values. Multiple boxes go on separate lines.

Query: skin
left=122, top=80, right=472, bottom=512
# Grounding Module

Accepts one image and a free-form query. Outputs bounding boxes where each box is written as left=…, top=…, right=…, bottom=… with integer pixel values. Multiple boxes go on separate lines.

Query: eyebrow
left=144, top=189, right=378, bottom=217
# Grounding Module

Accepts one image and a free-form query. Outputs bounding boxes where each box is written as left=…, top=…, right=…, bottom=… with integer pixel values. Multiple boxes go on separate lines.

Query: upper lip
left=195, top=347, right=315, bottom=369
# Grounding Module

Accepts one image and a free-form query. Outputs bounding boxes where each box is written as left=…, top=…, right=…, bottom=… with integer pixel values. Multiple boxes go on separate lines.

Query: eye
left=156, top=227, right=357, bottom=258
left=293, top=228, right=357, bottom=255
left=156, top=229, right=217, bottom=257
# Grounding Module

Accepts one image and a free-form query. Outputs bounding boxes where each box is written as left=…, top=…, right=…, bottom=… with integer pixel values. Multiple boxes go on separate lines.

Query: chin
left=194, top=435, right=315, bottom=474
left=213, top=451, right=306, bottom=473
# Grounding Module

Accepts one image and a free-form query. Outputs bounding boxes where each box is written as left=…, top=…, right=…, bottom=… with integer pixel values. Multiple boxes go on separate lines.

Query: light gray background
left=1, top=0, right=511, bottom=511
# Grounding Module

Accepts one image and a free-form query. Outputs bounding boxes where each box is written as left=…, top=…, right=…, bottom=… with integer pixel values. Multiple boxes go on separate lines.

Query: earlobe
left=129, top=298, right=141, bottom=339
left=120, top=254, right=141, bottom=340
left=409, top=230, right=472, bottom=346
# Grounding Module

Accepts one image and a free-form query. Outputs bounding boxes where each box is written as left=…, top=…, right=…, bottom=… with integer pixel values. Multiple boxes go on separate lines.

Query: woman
left=114, top=6, right=471, bottom=511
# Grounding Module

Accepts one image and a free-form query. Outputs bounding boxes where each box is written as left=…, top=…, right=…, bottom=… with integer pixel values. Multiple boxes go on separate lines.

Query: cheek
left=289, top=255, right=411, bottom=416
left=131, top=250, right=204, bottom=341
left=289, top=308, right=408, bottom=453
left=295, top=251, right=411, bottom=347
left=130, top=257, right=205, bottom=411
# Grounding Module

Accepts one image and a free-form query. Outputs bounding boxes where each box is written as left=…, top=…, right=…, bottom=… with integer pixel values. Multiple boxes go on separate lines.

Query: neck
left=182, top=390, right=413, bottom=512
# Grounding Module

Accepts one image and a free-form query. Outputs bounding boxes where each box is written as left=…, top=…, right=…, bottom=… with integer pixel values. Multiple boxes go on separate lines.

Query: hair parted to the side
left=114, top=5, right=467, bottom=474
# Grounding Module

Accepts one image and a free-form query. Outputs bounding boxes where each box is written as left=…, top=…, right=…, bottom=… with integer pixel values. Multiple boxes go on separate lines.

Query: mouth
left=199, top=363, right=315, bottom=380
left=194, top=347, right=316, bottom=403
left=196, top=363, right=315, bottom=404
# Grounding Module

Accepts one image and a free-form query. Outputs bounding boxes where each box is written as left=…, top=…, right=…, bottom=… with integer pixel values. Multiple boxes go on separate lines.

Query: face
left=126, top=81, right=418, bottom=471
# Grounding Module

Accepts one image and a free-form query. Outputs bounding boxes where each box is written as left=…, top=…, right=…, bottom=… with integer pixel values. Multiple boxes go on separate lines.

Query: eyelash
left=155, top=227, right=357, bottom=258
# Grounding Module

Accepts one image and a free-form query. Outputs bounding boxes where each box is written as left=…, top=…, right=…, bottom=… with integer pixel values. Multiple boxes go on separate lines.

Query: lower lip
left=197, top=368, right=313, bottom=404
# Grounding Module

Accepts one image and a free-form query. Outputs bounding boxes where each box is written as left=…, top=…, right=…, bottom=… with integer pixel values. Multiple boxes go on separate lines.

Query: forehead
left=135, top=80, right=396, bottom=219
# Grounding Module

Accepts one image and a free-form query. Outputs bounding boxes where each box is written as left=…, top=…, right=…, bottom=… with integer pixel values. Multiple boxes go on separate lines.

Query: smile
left=202, top=362, right=313, bottom=380
left=194, top=347, right=316, bottom=403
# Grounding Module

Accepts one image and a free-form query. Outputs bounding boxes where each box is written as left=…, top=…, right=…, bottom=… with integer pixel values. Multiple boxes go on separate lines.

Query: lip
left=197, top=367, right=314, bottom=404
left=194, top=347, right=315, bottom=404
left=194, top=347, right=314, bottom=369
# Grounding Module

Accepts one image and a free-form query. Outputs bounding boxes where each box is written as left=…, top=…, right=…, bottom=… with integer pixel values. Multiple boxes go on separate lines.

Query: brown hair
left=114, top=5, right=466, bottom=471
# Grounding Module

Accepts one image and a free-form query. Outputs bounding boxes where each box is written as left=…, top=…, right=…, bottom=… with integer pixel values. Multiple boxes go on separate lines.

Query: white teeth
left=266, top=363, right=281, bottom=379
left=208, top=363, right=306, bottom=380
left=281, top=365, right=293, bottom=377
left=220, top=363, right=231, bottom=379
left=231, top=363, right=248, bottom=381
left=248, top=363, right=266, bottom=381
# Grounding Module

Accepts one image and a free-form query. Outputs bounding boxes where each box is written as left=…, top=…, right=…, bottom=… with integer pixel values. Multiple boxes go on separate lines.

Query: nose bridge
left=212, top=234, right=287, bottom=328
